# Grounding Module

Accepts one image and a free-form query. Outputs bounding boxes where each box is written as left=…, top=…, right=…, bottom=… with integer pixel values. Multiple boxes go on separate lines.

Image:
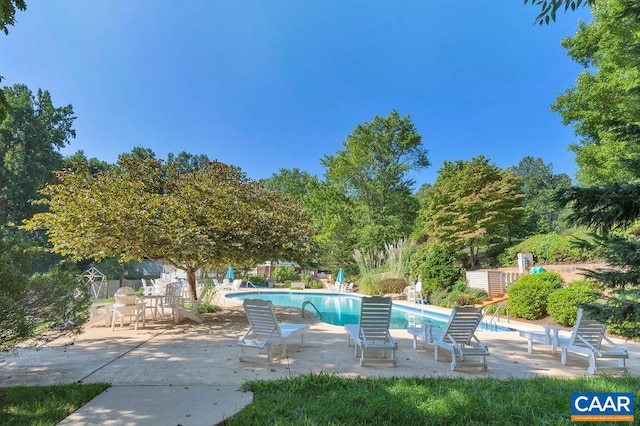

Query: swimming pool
left=225, top=291, right=512, bottom=331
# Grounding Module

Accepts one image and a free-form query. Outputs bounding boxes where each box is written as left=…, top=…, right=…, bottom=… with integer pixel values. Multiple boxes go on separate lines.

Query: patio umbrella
left=336, top=268, right=345, bottom=283
left=225, top=266, right=235, bottom=280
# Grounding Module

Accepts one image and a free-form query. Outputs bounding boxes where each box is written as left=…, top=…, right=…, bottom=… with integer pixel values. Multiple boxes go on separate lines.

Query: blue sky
left=1, top=1, right=591, bottom=189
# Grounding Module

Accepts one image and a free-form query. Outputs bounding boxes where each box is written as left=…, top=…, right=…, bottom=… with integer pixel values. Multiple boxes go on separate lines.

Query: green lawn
left=226, top=373, right=638, bottom=425
left=2, top=375, right=637, bottom=425
left=0, top=383, right=109, bottom=426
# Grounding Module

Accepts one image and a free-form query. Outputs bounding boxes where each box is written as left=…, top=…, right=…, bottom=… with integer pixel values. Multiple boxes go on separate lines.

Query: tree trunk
left=186, top=268, right=197, bottom=300
left=469, top=245, right=476, bottom=268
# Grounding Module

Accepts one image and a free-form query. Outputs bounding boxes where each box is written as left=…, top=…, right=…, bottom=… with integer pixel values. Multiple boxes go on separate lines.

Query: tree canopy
left=552, top=0, right=640, bottom=185
left=23, top=153, right=317, bottom=299
left=509, top=156, right=572, bottom=235
left=525, top=0, right=594, bottom=25
left=0, top=84, right=76, bottom=226
left=555, top=0, right=640, bottom=338
left=319, top=110, right=429, bottom=263
left=419, top=155, right=524, bottom=267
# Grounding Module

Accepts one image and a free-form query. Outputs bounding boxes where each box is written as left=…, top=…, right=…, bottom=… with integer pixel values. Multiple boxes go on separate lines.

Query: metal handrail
left=302, top=301, right=323, bottom=320
left=488, top=303, right=509, bottom=327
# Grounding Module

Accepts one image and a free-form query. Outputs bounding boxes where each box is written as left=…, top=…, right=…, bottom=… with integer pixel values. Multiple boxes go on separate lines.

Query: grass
left=2, top=375, right=637, bottom=425
left=225, top=373, right=639, bottom=425
left=0, top=383, right=109, bottom=425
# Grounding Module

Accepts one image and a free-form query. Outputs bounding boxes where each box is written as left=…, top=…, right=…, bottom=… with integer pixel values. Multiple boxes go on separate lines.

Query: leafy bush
left=547, top=281, right=601, bottom=326
left=306, top=280, right=324, bottom=289
left=273, top=266, right=299, bottom=283
left=197, top=302, right=222, bottom=314
left=411, top=243, right=465, bottom=294
left=506, top=272, right=564, bottom=320
left=28, top=266, right=90, bottom=331
left=247, top=275, right=268, bottom=286
left=429, top=282, right=487, bottom=308
left=376, top=278, right=407, bottom=295
left=498, top=231, right=602, bottom=266
left=0, top=244, right=30, bottom=348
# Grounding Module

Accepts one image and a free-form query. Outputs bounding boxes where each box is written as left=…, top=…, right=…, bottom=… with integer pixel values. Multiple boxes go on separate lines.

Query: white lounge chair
left=560, top=307, right=628, bottom=374
left=238, top=298, right=310, bottom=365
left=408, top=306, right=489, bottom=370
left=345, top=296, right=397, bottom=366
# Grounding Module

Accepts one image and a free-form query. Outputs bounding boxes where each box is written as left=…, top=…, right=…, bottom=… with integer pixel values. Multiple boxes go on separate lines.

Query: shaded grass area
left=0, top=383, right=109, bottom=425
left=227, top=373, right=638, bottom=425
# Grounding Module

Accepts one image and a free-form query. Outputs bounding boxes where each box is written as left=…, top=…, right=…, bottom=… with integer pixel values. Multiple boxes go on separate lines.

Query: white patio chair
left=408, top=306, right=489, bottom=370
left=238, top=298, right=310, bottom=365
left=345, top=296, right=397, bottom=366
left=560, top=307, right=628, bottom=374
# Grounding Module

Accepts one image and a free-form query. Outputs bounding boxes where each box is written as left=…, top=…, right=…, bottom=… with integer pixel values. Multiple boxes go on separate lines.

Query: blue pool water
left=225, top=291, right=512, bottom=331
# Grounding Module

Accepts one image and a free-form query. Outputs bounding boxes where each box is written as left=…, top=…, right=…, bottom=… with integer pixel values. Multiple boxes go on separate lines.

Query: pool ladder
left=486, top=303, right=509, bottom=331
left=302, top=301, right=323, bottom=320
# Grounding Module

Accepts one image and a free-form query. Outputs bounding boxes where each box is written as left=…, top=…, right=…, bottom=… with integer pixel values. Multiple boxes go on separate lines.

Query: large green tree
left=420, top=156, right=525, bottom=267
left=0, top=0, right=27, bottom=120
left=263, top=167, right=317, bottom=201
left=24, top=153, right=317, bottom=300
left=509, top=156, right=572, bottom=235
left=0, top=84, right=76, bottom=226
left=552, top=0, right=640, bottom=185
left=555, top=0, right=640, bottom=338
left=525, top=0, right=594, bottom=24
left=318, top=110, right=429, bottom=267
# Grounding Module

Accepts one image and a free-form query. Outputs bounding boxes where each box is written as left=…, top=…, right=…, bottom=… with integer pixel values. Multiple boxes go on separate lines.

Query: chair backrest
left=164, top=282, right=182, bottom=305
left=232, top=279, right=243, bottom=290
left=114, top=286, right=135, bottom=296
left=416, top=281, right=423, bottom=292
left=242, top=299, right=282, bottom=338
left=140, top=279, right=154, bottom=296
left=358, top=296, right=392, bottom=340
left=569, top=307, right=606, bottom=349
left=114, top=294, right=138, bottom=307
left=441, top=306, right=484, bottom=345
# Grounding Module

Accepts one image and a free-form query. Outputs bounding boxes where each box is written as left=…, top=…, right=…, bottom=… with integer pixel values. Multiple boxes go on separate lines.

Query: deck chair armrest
left=574, top=334, right=600, bottom=352
left=238, top=328, right=274, bottom=349
left=471, top=334, right=489, bottom=351
left=600, top=335, right=628, bottom=354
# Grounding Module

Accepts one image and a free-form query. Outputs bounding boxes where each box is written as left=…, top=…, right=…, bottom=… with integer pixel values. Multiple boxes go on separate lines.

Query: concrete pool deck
left=1, top=290, right=638, bottom=425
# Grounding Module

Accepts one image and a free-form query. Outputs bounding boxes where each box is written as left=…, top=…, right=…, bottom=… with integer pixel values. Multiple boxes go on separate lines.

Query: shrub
left=307, top=280, right=324, bottom=289
left=197, top=302, right=222, bottom=314
left=376, top=278, right=407, bottom=295
left=412, top=243, right=465, bottom=292
left=497, top=231, right=602, bottom=266
left=247, top=275, right=268, bottom=286
left=547, top=282, right=601, bottom=326
left=428, top=283, right=487, bottom=308
left=273, top=266, right=299, bottom=283
left=506, top=272, right=563, bottom=320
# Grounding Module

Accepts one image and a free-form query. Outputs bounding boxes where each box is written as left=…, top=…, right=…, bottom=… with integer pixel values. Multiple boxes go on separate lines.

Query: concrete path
left=0, top=298, right=638, bottom=426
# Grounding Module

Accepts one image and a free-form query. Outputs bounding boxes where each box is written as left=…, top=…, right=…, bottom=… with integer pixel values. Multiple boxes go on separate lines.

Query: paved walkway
left=0, top=295, right=638, bottom=425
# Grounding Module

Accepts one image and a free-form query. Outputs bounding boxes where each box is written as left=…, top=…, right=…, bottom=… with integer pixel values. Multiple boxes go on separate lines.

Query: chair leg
left=561, top=348, right=567, bottom=365
left=588, top=355, right=597, bottom=375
